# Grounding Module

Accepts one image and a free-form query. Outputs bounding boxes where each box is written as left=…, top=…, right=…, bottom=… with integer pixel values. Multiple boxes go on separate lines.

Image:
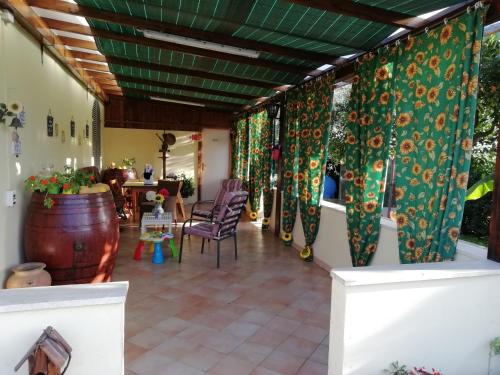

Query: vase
left=153, top=203, right=164, bottom=219
left=6, top=262, right=52, bottom=289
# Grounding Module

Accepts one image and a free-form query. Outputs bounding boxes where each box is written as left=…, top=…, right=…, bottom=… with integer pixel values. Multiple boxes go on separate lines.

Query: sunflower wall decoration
left=0, top=101, right=22, bottom=125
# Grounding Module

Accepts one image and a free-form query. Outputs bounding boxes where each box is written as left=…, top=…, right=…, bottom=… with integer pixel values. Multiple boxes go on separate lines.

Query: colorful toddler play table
left=134, top=212, right=177, bottom=263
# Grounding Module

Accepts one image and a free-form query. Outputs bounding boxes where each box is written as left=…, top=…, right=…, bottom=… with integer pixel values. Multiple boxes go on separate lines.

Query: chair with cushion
left=139, top=180, right=182, bottom=223
left=179, top=190, right=248, bottom=268
left=190, top=179, right=243, bottom=222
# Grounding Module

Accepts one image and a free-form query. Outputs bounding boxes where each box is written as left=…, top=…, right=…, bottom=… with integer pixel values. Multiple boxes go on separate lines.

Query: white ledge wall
left=276, top=197, right=488, bottom=268
left=0, top=282, right=128, bottom=374
left=329, top=262, right=500, bottom=374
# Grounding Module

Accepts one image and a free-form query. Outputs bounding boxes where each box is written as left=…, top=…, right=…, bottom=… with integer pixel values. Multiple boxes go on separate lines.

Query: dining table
left=122, top=180, right=158, bottom=219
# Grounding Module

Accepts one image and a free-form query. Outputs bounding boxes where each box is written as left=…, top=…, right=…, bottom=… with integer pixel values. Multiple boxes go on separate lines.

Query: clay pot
left=6, top=262, right=52, bottom=289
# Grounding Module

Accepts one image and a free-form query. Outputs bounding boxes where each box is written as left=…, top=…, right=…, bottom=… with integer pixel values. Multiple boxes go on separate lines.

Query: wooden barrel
left=24, top=191, right=120, bottom=285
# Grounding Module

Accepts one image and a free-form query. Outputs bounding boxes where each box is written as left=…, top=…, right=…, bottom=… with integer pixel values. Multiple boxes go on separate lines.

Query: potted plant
left=23, top=166, right=119, bottom=285
left=177, top=173, right=195, bottom=198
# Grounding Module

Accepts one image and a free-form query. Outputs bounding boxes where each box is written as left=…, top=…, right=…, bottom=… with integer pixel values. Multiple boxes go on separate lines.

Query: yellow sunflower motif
left=412, top=163, right=422, bottom=175
left=415, top=52, right=425, bottom=64
left=396, top=113, right=412, bottom=127
left=399, top=139, right=415, bottom=155
left=422, top=169, right=433, bottom=184
left=8, top=101, right=22, bottom=114
left=425, top=139, right=436, bottom=152
left=262, top=217, right=270, bottom=225
left=444, top=64, right=456, bottom=80
left=249, top=211, right=258, bottom=220
left=406, top=63, right=418, bottom=79
left=446, top=88, right=456, bottom=100
left=363, top=201, right=378, bottom=213
left=435, top=113, right=446, bottom=131
left=394, top=187, right=405, bottom=200
left=440, top=24, right=452, bottom=44
left=456, top=172, right=469, bottom=189
left=282, top=232, right=292, bottom=242
left=427, top=87, right=440, bottom=104
left=154, top=194, right=165, bottom=204
left=415, top=84, right=427, bottom=98
left=375, top=66, right=389, bottom=81
left=373, top=159, right=384, bottom=172
left=396, top=213, right=409, bottom=227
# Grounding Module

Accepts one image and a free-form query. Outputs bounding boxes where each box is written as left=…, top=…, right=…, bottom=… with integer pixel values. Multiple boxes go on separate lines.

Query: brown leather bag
left=15, top=327, right=72, bottom=375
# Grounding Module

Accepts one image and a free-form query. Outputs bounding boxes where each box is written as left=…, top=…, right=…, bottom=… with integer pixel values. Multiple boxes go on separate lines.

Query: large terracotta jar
left=24, top=191, right=119, bottom=285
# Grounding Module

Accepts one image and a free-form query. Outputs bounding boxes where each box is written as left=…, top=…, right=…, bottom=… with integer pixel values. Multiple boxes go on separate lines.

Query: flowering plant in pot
left=24, top=166, right=96, bottom=208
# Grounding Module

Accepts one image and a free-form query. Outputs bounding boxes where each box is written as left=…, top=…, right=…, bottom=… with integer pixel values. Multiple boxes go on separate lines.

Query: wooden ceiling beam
left=35, top=9, right=310, bottom=74
left=79, top=61, right=110, bottom=72
left=287, top=0, right=421, bottom=29
left=57, top=35, right=97, bottom=51
left=85, top=70, right=115, bottom=80
left=115, top=75, right=258, bottom=101
left=1, top=0, right=106, bottom=101
left=29, top=0, right=339, bottom=64
left=70, top=50, right=107, bottom=63
left=106, top=56, right=279, bottom=90
left=123, top=88, right=242, bottom=111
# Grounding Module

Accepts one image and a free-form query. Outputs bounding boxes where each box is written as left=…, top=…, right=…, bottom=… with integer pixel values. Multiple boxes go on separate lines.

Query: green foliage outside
left=177, top=173, right=195, bottom=198
left=460, top=34, right=499, bottom=246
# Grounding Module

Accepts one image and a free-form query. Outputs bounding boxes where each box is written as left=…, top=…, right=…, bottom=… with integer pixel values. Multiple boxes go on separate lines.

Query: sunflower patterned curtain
left=281, top=74, right=335, bottom=261
left=248, top=109, right=272, bottom=221
left=344, top=50, right=397, bottom=266
left=231, top=116, right=249, bottom=185
left=261, top=109, right=275, bottom=230
left=281, top=89, right=301, bottom=245
left=394, top=6, right=487, bottom=263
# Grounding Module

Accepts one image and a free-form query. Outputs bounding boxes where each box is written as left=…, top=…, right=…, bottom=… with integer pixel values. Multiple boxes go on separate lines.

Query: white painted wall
left=0, top=20, right=102, bottom=286
left=201, top=128, right=230, bottom=200
left=0, top=282, right=128, bottom=375
left=329, top=261, right=500, bottom=374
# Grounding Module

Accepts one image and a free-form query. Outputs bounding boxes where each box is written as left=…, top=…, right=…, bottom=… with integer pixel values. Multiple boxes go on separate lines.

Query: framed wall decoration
left=47, top=110, right=54, bottom=137
left=70, top=117, right=75, bottom=138
left=85, top=121, right=89, bottom=139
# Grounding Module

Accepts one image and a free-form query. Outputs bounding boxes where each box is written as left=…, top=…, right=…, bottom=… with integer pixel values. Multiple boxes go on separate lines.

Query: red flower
left=159, top=188, right=169, bottom=198
left=90, top=175, right=95, bottom=181
left=29, top=176, right=36, bottom=181
left=63, top=183, right=71, bottom=190
left=40, top=179, right=49, bottom=185
left=50, top=177, right=58, bottom=183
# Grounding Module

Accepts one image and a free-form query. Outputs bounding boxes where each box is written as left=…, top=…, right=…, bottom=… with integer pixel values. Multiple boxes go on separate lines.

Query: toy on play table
left=134, top=230, right=178, bottom=264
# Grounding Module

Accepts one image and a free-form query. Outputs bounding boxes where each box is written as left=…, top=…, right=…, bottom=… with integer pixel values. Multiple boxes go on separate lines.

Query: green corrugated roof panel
left=75, top=0, right=465, bottom=108
left=110, top=64, right=272, bottom=97
left=118, top=81, right=248, bottom=105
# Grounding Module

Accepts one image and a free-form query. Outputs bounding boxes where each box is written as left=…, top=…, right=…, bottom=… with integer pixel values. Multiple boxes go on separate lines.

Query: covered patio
left=0, top=0, right=499, bottom=374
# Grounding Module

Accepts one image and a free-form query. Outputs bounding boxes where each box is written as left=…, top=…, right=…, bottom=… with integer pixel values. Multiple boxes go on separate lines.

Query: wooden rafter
left=1, top=0, right=106, bottom=101
left=105, top=56, right=280, bottom=90
left=287, top=0, right=421, bottom=29
left=70, top=51, right=107, bottom=63
left=29, top=0, right=341, bottom=64
left=122, top=88, right=242, bottom=110
left=80, top=61, right=110, bottom=73
left=115, top=75, right=258, bottom=101
left=37, top=13, right=311, bottom=75
left=57, top=35, right=97, bottom=51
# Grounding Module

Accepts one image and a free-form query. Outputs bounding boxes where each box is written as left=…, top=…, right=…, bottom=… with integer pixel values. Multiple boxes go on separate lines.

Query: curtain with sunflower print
left=344, top=50, right=397, bottom=266
left=231, top=116, right=249, bottom=185
left=281, top=88, right=301, bottom=245
left=248, top=109, right=272, bottom=221
left=281, top=74, right=335, bottom=261
left=394, top=7, right=487, bottom=263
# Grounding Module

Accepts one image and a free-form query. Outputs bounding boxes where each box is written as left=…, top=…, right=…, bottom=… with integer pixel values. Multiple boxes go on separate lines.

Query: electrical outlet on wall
left=5, top=190, right=16, bottom=207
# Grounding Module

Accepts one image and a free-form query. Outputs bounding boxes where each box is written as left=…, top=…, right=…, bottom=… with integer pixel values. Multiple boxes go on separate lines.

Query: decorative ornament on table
left=143, top=164, right=154, bottom=185
left=47, top=109, right=54, bottom=137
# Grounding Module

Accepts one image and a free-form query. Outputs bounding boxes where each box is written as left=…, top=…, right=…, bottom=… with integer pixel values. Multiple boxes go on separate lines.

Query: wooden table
left=122, top=180, right=157, bottom=219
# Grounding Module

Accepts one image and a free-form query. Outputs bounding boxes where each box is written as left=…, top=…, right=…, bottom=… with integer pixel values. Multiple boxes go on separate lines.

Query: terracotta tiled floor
left=113, top=219, right=331, bottom=375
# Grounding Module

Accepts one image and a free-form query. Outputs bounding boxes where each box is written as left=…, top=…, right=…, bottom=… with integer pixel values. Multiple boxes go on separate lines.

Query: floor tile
left=296, top=359, right=328, bottom=375
left=114, top=219, right=331, bottom=374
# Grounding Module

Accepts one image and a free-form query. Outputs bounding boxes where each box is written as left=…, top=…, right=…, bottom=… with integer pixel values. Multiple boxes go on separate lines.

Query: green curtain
left=344, top=50, right=397, bottom=266
left=231, top=116, right=249, bottom=185
left=281, top=89, right=301, bottom=245
left=248, top=110, right=271, bottom=220
left=282, top=74, right=334, bottom=261
left=394, top=7, right=487, bottom=263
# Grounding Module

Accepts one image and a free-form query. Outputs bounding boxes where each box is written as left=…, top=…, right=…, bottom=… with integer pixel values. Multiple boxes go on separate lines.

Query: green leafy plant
left=177, top=173, right=195, bottom=198
left=24, top=167, right=96, bottom=208
left=384, top=362, right=442, bottom=375
left=122, top=157, right=136, bottom=168
left=489, top=337, right=500, bottom=374
left=465, top=174, right=494, bottom=201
